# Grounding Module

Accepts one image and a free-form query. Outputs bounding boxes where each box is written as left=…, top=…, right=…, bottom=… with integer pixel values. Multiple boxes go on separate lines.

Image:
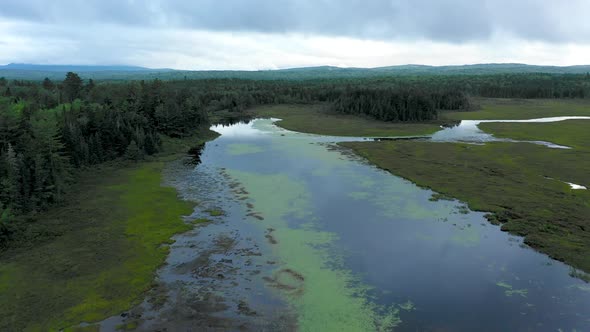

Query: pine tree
left=42, top=78, right=54, bottom=90
left=0, top=144, right=19, bottom=209
left=86, top=79, right=95, bottom=92
left=63, top=72, right=83, bottom=102
left=124, top=140, right=142, bottom=161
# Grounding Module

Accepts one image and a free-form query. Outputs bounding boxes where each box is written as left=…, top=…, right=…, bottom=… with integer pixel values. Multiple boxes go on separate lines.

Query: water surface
left=198, top=119, right=590, bottom=331
left=103, top=118, right=590, bottom=331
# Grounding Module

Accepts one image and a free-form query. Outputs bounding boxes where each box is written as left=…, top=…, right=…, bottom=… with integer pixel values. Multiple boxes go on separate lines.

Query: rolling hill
left=1, top=63, right=589, bottom=81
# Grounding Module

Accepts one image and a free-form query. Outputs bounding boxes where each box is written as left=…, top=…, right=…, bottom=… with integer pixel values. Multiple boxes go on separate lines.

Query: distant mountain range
left=1, top=63, right=589, bottom=81
left=0, top=63, right=162, bottom=72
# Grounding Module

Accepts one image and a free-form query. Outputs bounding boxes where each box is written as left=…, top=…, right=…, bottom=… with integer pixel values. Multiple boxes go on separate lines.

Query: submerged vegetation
left=227, top=169, right=402, bottom=330
left=341, top=134, right=590, bottom=272
left=496, top=281, right=528, bottom=298
left=255, top=97, right=590, bottom=273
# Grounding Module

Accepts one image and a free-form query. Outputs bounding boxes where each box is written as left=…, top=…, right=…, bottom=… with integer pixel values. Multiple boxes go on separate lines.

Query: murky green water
left=106, top=119, right=589, bottom=331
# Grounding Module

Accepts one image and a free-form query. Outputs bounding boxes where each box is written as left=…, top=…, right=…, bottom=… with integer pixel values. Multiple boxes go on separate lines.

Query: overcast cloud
left=0, top=0, right=588, bottom=69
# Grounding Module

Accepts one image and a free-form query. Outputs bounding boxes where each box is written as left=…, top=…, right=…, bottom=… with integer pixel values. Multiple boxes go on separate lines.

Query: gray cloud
left=0, top=0, right=589, bottom=43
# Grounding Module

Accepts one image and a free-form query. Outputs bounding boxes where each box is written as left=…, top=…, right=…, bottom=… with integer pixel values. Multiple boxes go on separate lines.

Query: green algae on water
left=399, top=300, right=416, bottom=311
left=450, top=227, right=480, bottom=247
left=227, top=143, right=265, bottom=156
left=227, top=169, right=402, bottom=331
left=496, top=281, right=528, bottom=298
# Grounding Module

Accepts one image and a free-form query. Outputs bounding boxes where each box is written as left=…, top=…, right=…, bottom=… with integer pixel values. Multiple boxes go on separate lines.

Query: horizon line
left=2, top=62, right=590, bottom=72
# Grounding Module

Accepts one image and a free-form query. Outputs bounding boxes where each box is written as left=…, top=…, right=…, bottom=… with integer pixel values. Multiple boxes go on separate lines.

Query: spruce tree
left=63, top=72, right=83, bottom=102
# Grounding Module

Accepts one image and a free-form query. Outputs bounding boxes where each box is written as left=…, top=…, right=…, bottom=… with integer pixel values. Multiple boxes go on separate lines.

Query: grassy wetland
left=0, top=132, right=217, bottom=331
left=251, top=104, right=443, bottom=137
left=479, top=119, right=590, bottom=150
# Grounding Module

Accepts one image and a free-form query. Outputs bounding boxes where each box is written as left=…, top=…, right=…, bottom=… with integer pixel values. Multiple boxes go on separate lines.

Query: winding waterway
left=431, top=116, right=590, bottom=148
left=102, top=118, right=590, bottom=331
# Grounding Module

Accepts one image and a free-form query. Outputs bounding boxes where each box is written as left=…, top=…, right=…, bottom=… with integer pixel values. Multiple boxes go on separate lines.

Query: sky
left=1, top=0, right=589, bottom=70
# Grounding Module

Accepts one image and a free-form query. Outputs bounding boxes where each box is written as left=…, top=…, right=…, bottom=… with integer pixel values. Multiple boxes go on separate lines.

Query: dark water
left=103, top=118, right=590, bottom=331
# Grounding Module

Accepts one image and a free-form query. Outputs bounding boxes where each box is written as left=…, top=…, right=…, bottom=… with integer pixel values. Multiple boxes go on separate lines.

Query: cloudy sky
left=1, top=0, right=589, bottom=70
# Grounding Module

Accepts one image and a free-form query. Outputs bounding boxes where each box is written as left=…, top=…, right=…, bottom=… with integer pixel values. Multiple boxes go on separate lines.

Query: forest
left=330, top=88, right=471, bottom=121
left=1, top=72, right=589, bottom=246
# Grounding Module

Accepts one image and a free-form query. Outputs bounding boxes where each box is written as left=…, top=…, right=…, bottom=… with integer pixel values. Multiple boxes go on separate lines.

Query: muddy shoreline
left=97, top=157, right=297, bottom=331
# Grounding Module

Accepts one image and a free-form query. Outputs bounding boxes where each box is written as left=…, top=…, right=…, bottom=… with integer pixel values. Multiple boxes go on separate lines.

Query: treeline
left=1, top=71, right=590, bottom=243
left=331, top=88, right=471, bottom=122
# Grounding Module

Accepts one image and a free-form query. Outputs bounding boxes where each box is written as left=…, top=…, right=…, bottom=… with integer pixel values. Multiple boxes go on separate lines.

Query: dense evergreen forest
left=1, top=72, right=589, bottom=246
left=331, top=88, right=471, bottom=121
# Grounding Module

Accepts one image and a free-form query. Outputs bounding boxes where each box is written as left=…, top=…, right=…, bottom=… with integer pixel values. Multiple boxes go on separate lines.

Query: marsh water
left=431, top=116, right=590, bottom=148
left=103, top=118, right=590, bottom=331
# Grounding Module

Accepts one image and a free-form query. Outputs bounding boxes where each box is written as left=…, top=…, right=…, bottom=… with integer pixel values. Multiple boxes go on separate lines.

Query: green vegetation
left=192, top=218, right=212, bottom=224
left=116, top=321, right=139, bottom=331
left=0, top=76, right=211, bottom=237
left=206, top=209, right=225, bottom=217
left=0, top=127, right=218, bottom=330
left=0, top=161, right=192, bottom=330
left=64, top=325, right=100, bottom=332
left=444, top=98, right=590, bottom=120
left=480, top=120, right=590, bottom=150
left=341, top=140, right=590, bottom=272
left=399, top=300, right=416, bottom=311
left=331, top=88, right=471, bottom=121
left=496, top=281, right=528, bottom=297
left=251, top=104, right=441, bottom=136
left=2, top=67, right=590, bottom=329
left=569, top=268, right=590, bottom=283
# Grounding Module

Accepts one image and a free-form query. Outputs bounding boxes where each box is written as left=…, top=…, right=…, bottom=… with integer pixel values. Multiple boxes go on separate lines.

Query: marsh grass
left=251, top=104, right=443, bottom=137
left=569, top=268, right=590, bottom=283
left=0, top=131, right=219, bottom=331
left=206, top=209, right=225, bottom=217
left=479, top=120, right=590, bottom=151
